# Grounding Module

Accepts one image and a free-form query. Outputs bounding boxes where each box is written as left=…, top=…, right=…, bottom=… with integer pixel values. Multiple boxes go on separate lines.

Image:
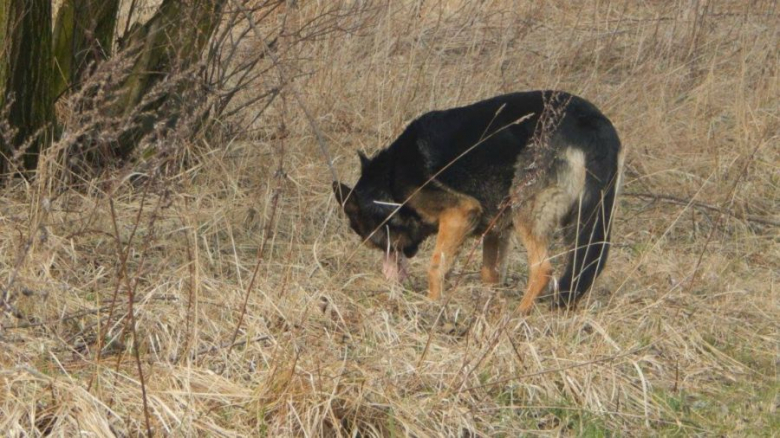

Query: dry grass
left=1, top=1, right=778, bottom=436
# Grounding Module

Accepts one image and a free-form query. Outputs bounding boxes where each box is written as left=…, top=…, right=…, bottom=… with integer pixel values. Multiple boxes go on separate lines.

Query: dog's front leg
left=427, top=205, right=479, bottom=300
left=515, top=222, right=552, bottom=315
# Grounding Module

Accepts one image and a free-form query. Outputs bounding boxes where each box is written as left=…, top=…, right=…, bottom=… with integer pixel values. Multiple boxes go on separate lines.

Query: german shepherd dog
left=333, top=91, right=623, bottom=314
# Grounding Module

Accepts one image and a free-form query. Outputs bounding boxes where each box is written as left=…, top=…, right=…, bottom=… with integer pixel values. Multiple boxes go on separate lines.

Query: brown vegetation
left=1, top=1, right=778, bottom=435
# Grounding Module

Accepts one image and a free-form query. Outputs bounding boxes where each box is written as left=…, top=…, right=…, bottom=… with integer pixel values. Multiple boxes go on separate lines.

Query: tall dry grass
left=1, top=0, right=778, bottom=436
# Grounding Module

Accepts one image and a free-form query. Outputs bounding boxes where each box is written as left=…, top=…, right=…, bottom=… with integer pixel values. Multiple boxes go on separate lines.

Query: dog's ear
left=332, top=181, right=359, bottom=214
left=357, top=150, right=370, bottom=170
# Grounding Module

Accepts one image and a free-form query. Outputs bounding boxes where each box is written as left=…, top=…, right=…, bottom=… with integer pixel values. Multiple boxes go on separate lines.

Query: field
left=1, top=1, right=778, bottom=436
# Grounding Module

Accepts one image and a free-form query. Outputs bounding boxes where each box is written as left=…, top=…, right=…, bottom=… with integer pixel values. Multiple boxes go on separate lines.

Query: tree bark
left=0, top=0, right=54, bottom=174
left=112, top=0, right=226, bottom=160
left=1, top=0, right=226, bottom=175
left=0, top=2, right=9, bottom=107
left=52, top=0, right=120, bottom=99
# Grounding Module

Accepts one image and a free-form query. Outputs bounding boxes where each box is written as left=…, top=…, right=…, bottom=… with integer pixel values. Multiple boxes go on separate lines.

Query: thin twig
left=624, top=191, right=779, bottom=227
left=226, top=106, right=287, bottom=358
left=464, top=346, right=646, bottom=392
left=192, top=335, right=271, bottom=359
left=93, top=173, right=162, bottom=438
left=685, top=141, right=766, bottom=295
left=233, top=0, right=339, bottom=183
left=4, top=295, right=179, bottom=330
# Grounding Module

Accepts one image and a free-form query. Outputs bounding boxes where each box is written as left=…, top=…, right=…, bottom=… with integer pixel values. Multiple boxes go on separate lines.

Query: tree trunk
left=52, top=0, right=120, bottom=100
left=112, top=0, right=226, bottom=160
left=1, top=0, right=226, bottom=175
left=0, top=2, right=8, bottom=108
left=0, top=0, right=54, bottom=174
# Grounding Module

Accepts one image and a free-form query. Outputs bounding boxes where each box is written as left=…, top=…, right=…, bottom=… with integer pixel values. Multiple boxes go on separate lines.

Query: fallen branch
left=3, top=295, right=180, bottom=330
left=623, top=191, right=779, bottom=227
left=193, top=334, right=271, bottom=358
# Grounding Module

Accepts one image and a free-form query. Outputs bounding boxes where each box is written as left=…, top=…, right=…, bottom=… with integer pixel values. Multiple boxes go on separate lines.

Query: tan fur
left=407, top=181, right=481, bottom=224
left=515, top=222, right=553, bottom=314
left=408, top=148, right=589, bottom=309
left=512, top=147, right=587, bottom=313
left=409, top=148, right=586, bottom=308
left=529, top=148, right=587, bottom=237
left=412, top=187, right=482, bottom=299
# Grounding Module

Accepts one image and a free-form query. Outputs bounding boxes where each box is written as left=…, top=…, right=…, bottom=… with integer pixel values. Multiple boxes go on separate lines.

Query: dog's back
left=391, top=91, right=620, bottom=220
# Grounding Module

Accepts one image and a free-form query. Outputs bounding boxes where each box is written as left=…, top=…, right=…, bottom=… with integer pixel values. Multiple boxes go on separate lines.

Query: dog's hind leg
left=515, top=222, right=553, bottom=315
left=427, top=199, right=481, bottom=300
left=512, top=147, right=588, bottom=313
left=481, top=230, right=511, bottom=285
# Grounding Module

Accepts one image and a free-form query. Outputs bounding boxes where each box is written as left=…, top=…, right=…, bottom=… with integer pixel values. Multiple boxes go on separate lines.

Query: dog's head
left=332, top=183, right=423, bottom=259
left=333, top=152, right=430, bottom=261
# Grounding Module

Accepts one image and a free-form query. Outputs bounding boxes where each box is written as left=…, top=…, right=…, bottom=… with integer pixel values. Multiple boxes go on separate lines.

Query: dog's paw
left=553, top=290, right=578, bottom=309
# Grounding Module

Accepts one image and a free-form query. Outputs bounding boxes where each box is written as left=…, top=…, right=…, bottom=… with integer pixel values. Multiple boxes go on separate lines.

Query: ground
left=1, top=1, right=778, bottom=436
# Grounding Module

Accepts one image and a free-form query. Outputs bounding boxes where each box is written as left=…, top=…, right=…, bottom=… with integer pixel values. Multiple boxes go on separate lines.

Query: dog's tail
left=556, top=130, right=624, bottom=308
